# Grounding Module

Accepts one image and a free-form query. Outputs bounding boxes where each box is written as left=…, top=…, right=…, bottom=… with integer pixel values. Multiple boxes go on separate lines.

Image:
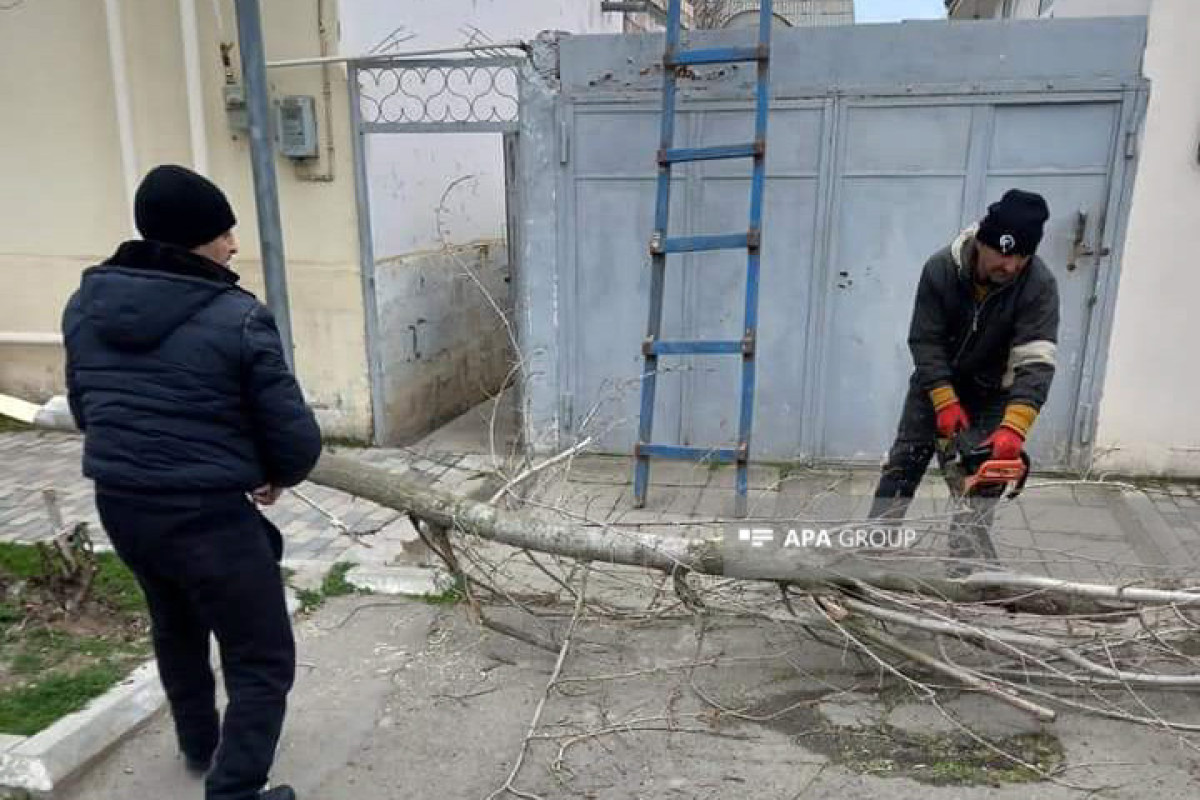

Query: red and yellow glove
left=984, top=403, right=1038, bottom=460
left=930, top=385, right=970, bottom=438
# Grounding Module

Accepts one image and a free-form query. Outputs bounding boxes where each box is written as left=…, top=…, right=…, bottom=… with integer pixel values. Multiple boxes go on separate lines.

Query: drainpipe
left=179, top=0, right=209, bottom=175
left=103, top=0, right=138, bottom=235
left=297, top=0, right=335, bottom=183
left=234, top=0, right=296, bottom=368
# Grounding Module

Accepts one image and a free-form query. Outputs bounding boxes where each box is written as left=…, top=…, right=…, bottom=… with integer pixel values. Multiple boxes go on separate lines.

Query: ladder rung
left=654, top=233, right=748, bottom=254
left=666, top=45, right=768, bottom=67
left=635, top=443, right=744, bottom=463
left=643, top=338, right=751, bottom=356
left=659, top=142, right=763, bottom=165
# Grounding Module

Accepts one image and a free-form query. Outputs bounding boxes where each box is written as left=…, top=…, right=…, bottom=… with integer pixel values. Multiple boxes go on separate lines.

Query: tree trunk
left=309, top=453, right=1198, bottom=616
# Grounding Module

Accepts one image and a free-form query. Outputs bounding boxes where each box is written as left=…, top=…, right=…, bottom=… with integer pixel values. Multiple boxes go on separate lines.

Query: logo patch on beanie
left=999, top=234, right=1016, bottom=255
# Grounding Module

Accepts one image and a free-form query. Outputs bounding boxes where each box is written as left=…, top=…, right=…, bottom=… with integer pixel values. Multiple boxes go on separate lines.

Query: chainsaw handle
left=1006, top=451, right=1032, bottom=499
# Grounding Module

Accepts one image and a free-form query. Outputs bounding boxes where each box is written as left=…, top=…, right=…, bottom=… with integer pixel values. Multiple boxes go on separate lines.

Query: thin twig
left=484, top=565, right=590, bottom=800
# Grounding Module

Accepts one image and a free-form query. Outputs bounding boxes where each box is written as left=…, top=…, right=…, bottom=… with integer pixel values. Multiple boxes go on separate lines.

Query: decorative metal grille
left=352, top=57, right=521, bottom=134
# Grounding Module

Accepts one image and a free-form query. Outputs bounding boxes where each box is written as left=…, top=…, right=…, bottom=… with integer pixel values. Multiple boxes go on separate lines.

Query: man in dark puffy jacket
left=62, top=165, right=321, bottom=800
left=869, top=189, right=1059, bottom=571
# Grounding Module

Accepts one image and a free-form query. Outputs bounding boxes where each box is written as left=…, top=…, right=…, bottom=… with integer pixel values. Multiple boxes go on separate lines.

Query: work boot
left=260, top=786, right=297, bottom=800
left=184, top=756, right=211, bottom=778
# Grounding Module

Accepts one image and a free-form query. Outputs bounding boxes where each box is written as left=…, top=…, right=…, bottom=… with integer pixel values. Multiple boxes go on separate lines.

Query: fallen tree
left=311, top=452, right=1199, bottom=616
left=309, top=451, right=1200, bottom=731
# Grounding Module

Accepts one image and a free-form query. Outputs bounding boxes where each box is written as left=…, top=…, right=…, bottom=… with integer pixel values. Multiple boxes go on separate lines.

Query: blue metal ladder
left=632, top=0, right=774, bottom=518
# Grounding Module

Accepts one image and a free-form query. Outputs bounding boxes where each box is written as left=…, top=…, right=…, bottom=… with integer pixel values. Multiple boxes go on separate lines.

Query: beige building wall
left=1094, top=0, right=1200, bottom=475
left=0, top=0, right=371, bottom=440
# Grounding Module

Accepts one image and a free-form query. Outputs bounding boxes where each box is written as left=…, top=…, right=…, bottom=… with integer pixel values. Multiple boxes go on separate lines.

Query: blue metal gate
left=532, top=18, right=1148, bottom=470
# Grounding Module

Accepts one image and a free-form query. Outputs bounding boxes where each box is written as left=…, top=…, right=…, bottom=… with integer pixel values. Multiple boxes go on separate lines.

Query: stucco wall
left=375, top=242, right=513, bottom=444
left=1093, top=0, right=1200, bottom=475
left=339, top=0, right=623, bottom=256
left=0, top=0, right=371, bottom=439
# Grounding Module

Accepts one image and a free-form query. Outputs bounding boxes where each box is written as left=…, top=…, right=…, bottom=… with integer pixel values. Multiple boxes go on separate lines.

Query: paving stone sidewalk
left=0, top=430, right=495, bottom=572
left=3, top=416, right=1200, bottom=584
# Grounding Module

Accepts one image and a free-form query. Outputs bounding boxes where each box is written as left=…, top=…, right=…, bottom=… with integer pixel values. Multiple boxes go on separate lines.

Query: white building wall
left=339, top=0, right=624, bottom=257
left=1094, top=0, right=1200, bottom=475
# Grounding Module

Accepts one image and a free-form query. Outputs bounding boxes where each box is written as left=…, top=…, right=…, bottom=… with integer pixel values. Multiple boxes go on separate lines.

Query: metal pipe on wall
left=296, top=0, right=336, bottom=183
left=347, top=63, right=386, bottom=444
left=103, top=0, right=138, bottom=235
left=179, top=0, right=210, bottom=175
left=234, top=0, right=295, bottom=368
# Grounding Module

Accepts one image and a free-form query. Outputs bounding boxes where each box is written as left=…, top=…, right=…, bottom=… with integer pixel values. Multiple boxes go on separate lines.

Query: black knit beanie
left=976, top=189, right=1050, bottom=257
left=134, top=165, right=236, bottom=249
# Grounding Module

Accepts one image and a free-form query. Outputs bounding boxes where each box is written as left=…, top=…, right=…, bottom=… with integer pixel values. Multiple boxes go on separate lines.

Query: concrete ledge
left=346, top=564, right=453, bottom=597
left=0, top=662, right=163, bottom=796
left=0, top=589, right=301, bottom=797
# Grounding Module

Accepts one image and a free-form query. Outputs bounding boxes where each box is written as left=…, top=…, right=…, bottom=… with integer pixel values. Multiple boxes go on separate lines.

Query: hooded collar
left=77, top=241, right=240, bottom=352
left=103, top=240, right=240, bottom=285
left=951, top=224, right=979, bottom=280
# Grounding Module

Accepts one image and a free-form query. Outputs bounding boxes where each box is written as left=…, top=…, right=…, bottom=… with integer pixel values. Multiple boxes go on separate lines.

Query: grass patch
left=794, top=717, right=1063, bottom=786
left=0, top=663, right=127, bottom=736
left=321, top=562, right=357, bottom=598
left=0, top=543, right=46, bottom=580
left=421, top=582, right=465, bottom=605
left=0, top=542, right=150, bottom=736
left=92, top=552, right=147, bottom=613
left=745, top=689, right=1063, bottom=787
left=290, top=562, right=361, bottom=615
left=296, top=587, right=325, bottom=615
left=0, top=417, right=33, bottom=434
left=321, top=436, right=369, bottom=449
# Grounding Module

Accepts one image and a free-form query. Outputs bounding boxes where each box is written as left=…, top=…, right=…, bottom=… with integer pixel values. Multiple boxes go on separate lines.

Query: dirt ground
left=54, top=585, right=1200, bottom=800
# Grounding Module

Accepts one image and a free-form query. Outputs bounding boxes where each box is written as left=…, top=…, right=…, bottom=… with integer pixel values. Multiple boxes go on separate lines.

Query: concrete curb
left=346, top=564, right=453, bottom=597
left=0, top=588, right=301, bottom=797
left=0, top=662, right=164, bottom=797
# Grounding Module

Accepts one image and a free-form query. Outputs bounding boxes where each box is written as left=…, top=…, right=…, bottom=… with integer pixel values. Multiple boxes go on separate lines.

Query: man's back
left=62, top=239, right=321, bottom=493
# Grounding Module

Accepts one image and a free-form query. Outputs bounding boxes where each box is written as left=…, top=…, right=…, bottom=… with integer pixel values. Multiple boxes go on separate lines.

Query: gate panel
left=570, top=109, right=688, bottom=450
left=982, top=101, right=1121, bottom=466
left=681, top=106, right=826, bottom=459
left=816, top=103, right=975, bottom=461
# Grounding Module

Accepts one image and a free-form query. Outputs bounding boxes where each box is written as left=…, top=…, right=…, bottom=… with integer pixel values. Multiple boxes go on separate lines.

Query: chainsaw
left=936, top=427, right=1031, bottom=501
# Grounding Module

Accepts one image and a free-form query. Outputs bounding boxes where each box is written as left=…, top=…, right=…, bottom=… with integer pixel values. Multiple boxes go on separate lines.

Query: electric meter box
left=278, top=95, right=318, bottom=159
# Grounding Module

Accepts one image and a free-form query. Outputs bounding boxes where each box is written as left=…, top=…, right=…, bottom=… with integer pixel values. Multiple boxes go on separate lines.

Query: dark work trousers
left=95, top=489, right=294, bottom=800
left=869, top=379, right=1009, bottom=571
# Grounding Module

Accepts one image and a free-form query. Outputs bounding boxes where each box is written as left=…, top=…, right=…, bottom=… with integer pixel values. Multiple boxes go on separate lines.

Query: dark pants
left=870, top=379, right=1008, bottom=570
left=96, top=490, right=294, bottom=800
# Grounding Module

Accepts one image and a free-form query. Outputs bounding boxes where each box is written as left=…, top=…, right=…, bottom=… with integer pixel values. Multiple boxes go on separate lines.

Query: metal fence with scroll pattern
left=350, top=56, right=521, bottom=134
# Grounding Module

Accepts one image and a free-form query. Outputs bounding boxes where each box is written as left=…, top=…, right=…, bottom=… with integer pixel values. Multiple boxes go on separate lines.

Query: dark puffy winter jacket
left=908, top=227, right=1060, bottom=413
left=61, top=240, right=322, bottom=492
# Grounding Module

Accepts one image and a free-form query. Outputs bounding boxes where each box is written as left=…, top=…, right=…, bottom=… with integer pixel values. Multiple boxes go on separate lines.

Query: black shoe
left=184, top=755, right=212, bottom=778
left=261, top=786, right=297, bottom=800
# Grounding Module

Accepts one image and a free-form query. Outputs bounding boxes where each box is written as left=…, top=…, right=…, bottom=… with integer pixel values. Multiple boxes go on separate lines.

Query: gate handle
left=1068, top=208, right=1110, bottom=271
left=1068, top=209, right=1092, bottom=271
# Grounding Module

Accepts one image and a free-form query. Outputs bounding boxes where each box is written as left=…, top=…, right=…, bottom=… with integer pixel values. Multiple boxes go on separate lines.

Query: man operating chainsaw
left=869, top=189, right=1058, bottom=574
